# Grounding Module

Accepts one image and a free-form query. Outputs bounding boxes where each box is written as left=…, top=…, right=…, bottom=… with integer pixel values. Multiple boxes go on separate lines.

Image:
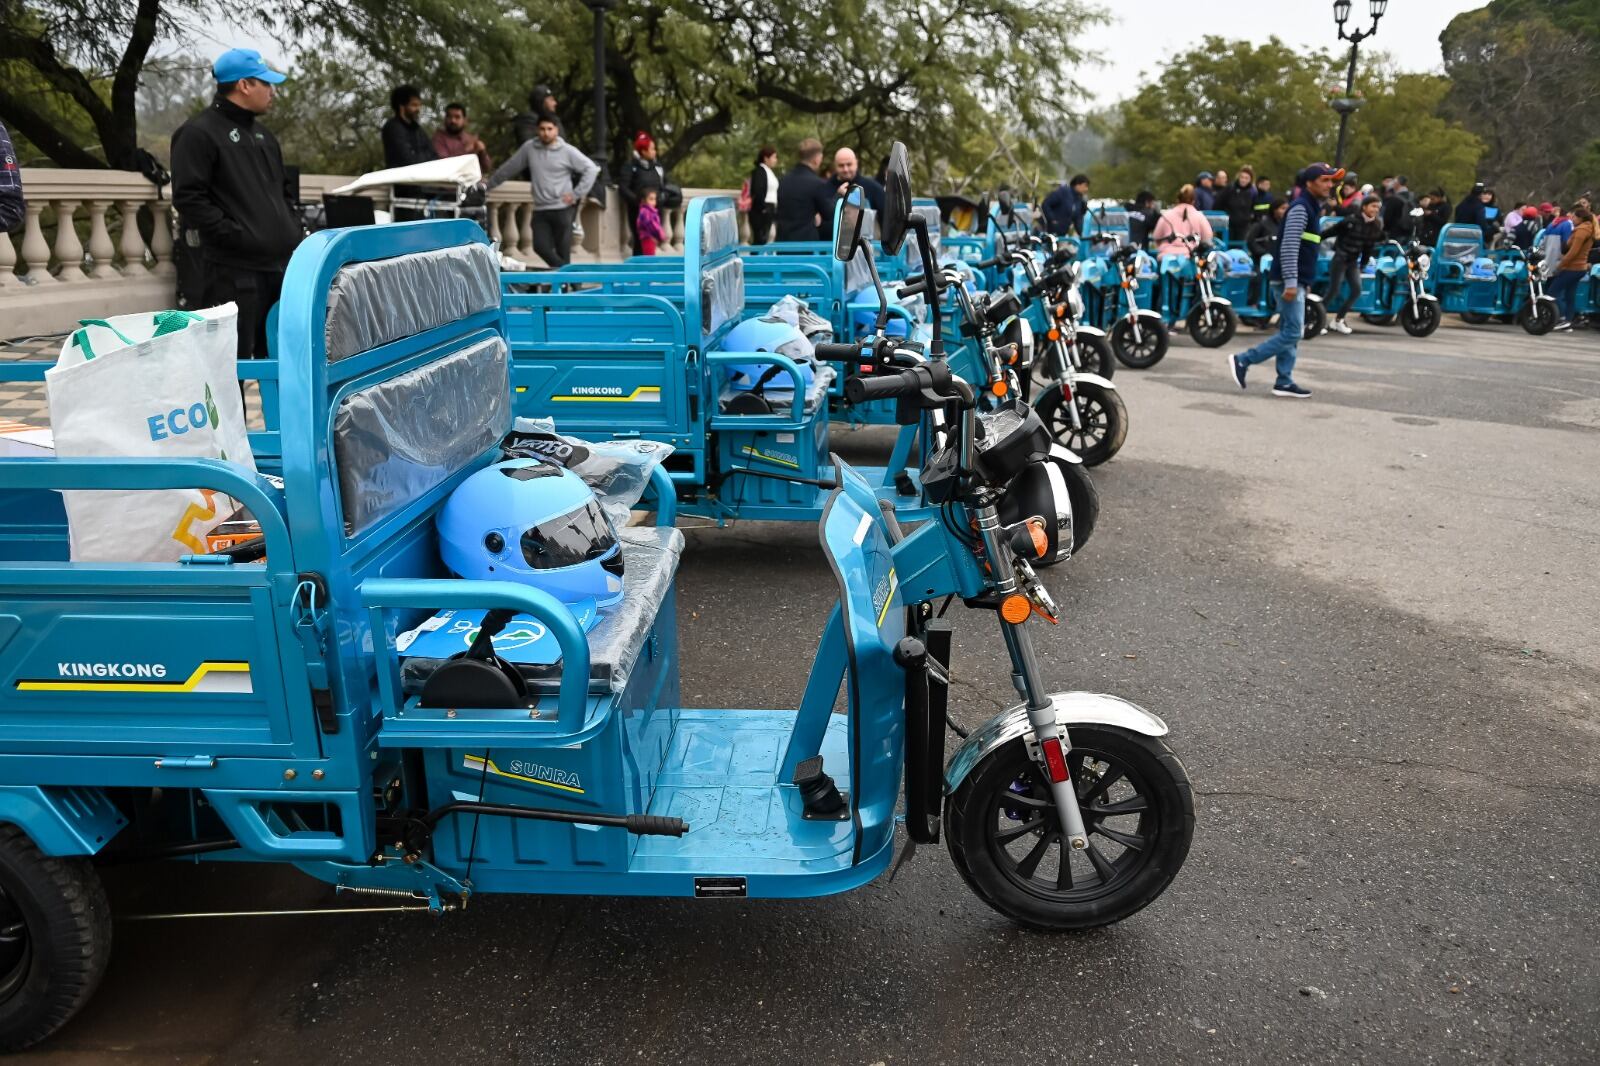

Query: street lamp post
left=1331, top=0, right=1386, bottom=168
left=584, top=0, right=617, bottom=184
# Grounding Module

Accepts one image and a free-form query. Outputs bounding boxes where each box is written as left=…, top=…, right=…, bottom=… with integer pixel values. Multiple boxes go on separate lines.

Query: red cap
left=634, top=131, right=653, bottom=152
left=1539, top=202, right=1555, bottom=213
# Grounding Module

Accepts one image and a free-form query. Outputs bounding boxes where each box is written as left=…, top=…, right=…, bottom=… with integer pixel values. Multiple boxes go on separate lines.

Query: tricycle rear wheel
left=0, top=825, right=111, bottom=1052
left=944, top=726, right=1193, bottom=930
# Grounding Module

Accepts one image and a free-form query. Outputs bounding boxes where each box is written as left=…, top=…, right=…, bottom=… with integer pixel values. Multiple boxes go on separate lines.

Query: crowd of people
left=1036, top=164, right=1599, bottom=333
left=739, top=138, right=887, bottom=245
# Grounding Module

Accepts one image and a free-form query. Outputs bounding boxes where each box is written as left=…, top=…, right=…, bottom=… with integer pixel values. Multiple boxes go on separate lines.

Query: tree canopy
left=1092, top=37, right=1485, bottom=200
left=1, top=0, right=1103, bottom=190
left=1440, top=0, right=1600, bottom=201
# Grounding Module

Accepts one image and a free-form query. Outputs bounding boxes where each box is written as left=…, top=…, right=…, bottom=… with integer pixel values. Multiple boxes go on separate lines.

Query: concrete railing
left=2, top=168, right=745, bottom=337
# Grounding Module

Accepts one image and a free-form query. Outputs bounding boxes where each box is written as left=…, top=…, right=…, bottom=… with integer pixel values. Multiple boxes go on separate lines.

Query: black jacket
left=1380, top=192, right=1415, bottom=239
left=382, top=116, right=436, bottom=169
left=171, top=96, right=301, bottom=271
left=1245, top=215, right=1279, bottom=262
left=1327, top=210, right=1385, bottom=265
left=1125, top=203, right=1156, bottom=249
left=835, top=174, right=886, bottom=213
left=1213, top=181, right=1257, bottom=242
left=775, top=163, right=835, bottom=242
left=620, top=155, right=666, bottom=210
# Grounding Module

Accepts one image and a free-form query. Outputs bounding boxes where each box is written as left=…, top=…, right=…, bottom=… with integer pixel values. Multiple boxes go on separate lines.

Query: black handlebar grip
left=813, top=342, right=863, bottom=362
left=897, top=278, right=927, bottom=298
left=845, top=370, right=920, bottom=404
left=625, top=815, right=689, bottom=837
left=978, top=255, right=1003, bottom=269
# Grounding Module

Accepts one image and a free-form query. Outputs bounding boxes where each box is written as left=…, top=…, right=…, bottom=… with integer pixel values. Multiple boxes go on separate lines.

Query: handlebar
left=843, top=361, right=963, bottom=408
left=814, top=342, right=863, bottom=362
left=897, top=275, right=927, bottom=298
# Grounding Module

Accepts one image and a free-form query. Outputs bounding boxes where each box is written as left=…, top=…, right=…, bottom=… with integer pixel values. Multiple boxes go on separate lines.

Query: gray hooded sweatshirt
left=485, top=136, right=601, bottom=211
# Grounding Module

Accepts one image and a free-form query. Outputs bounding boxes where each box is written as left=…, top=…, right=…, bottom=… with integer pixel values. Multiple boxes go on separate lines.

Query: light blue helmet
left=721, top=315, right=817, bottom=393
left=437, top=459, right=624, bottom=610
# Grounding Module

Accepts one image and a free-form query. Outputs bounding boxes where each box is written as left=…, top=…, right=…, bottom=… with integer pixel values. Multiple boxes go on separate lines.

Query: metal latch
left=290, top=574, right=340, bottom=735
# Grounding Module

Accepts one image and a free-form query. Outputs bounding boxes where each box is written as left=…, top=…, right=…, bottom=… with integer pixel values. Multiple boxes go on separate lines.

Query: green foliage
left=1440, top=2, right=1600, bottom=201
left=1096, top=38, right=1484, bottom=200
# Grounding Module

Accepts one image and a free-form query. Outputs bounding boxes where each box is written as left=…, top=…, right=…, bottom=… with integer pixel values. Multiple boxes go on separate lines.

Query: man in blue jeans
left=1230, top=162, right=1343, bottom=398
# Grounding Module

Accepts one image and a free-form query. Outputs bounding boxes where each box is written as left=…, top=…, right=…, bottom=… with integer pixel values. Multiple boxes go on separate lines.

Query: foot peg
left=794, top=756, right=848, bottom=820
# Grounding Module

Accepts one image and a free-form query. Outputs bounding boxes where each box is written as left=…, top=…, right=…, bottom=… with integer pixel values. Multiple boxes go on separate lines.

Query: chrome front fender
left=1075, top=325, right=1108, bottom=339
left=944, top=692, right=1170, bottom=794
left=1071, top=372, right=1116, bottom=391
left=1134, top=309, right=1164, bottom=323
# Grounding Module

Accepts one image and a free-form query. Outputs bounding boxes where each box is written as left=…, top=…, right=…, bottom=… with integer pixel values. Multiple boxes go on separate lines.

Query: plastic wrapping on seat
left=701, top=206, right=741, bottom=256
left=903, top=204, right=943, bottom=271
left=500, top=419, right=674, bottom=530
left=400, top=525, right=683, bottom=695
left=333, top=336, right=510, bottom=533
left=702, top=256, right=744, bottom=336
left=844, top=209, right=879, bottom=294
left=325, top=243, right=501, bottom=361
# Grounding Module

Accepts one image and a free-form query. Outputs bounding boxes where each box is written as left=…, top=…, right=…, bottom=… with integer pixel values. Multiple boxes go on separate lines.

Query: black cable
left=461, top=747, right=492, bottom=887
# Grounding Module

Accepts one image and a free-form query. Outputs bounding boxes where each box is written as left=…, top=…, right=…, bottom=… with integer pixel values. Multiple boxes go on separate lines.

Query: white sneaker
left=1330, top=318, right=1354, bottom=335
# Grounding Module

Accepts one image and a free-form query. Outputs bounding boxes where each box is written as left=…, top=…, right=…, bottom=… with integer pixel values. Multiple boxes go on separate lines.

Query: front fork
left=1049, top=337, right=1083, bottom=431
left=972, top=503, right=1090, bottom=849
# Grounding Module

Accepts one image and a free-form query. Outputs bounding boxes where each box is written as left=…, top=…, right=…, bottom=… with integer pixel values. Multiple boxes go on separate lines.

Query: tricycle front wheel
left=945, top=726, right=1193, bottom=930
left=0, top=825, right=111, bottom=1052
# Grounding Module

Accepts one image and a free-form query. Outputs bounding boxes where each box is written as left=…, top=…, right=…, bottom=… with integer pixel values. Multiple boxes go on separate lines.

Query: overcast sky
left=195, top=1, right=1488, bottom=108
left=1075, top=1, right=1486, bottom=105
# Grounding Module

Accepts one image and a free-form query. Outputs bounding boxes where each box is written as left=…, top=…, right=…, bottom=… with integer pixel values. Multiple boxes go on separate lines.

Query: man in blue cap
left=171, top=48, right=301, bottom=362
left=1228, top=161, right=1343, bottom=399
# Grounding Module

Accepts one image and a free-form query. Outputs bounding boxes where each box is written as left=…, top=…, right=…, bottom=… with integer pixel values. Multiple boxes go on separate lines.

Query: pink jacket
left=1150, top=204, right=1215, bottom=258
left=636, top=203, right=664, bottom=242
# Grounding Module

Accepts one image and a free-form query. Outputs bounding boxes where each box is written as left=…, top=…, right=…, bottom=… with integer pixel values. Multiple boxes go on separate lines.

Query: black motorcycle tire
left=945, top=727, right=1195, bottom=931
left=1302, top=298, right=1327, bottom=340
left=1459, top=311, right=1491, bottom=325
left=1110, top=317, right=1169, bottom=369
left=1084, top=334, right=1115, bottom=379
left=1361, top=312, right=1397, bottom=326
left=1035, top=382, right=1127, bottom=467
left=1400, top=301, right=1442, bottom=338
left=0, top=825, right=112, bottom=1052
left=1518, top=300, right=1557, bottom=336
left=1185, top=301, right=1238, bottom=348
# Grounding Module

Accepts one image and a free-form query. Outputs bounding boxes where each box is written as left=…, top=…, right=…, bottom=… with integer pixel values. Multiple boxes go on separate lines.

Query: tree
left=1440, top=2, right=1600, bottom=201
left=0, top=0, right=1104, bottom=190
left=1097, top=37, right=1483, bottom=200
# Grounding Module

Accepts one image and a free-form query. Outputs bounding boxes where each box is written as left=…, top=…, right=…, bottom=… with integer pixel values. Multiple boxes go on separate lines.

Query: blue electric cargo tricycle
left=0, top=145, right=1192, bottom=1049
left=498, top=195, right=1102, bottom=541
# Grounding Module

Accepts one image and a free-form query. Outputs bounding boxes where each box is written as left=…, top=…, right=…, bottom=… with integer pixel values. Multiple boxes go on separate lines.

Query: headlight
left=1004, top=317, right=1035, bottom=367
left=1068, top=286, right=1085, bottom=319
left=1417, top=254, right=1431, bottom=272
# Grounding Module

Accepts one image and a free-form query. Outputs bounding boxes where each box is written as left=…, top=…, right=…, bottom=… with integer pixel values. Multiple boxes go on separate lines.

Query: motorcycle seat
left=400, top=525, right=685, bottom=697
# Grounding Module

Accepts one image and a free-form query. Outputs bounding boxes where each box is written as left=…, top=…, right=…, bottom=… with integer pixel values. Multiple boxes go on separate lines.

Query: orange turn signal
left=1026, top=517, right=1049, bottom=558
left=1046, top=328, right=1061, bottom=341
left=992, top=378, right=1009, bottom=397
left=1000, top=594, right=1032, bottom=624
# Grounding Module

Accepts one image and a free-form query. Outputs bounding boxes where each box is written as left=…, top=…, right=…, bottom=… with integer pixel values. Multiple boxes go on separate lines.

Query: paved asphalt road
left=14, top=321, right=1600, bottom=1065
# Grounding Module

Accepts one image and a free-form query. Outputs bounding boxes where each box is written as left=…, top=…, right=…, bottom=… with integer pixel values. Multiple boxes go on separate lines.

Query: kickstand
left=887, top=836, right=918, bottom=883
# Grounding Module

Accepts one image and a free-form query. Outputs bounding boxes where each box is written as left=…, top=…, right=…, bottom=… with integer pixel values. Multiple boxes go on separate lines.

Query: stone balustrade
left=2, top=168, right=743, bottom=338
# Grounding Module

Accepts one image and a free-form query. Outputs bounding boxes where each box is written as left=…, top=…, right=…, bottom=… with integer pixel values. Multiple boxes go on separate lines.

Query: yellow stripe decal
left=462, top=754, right=585, bottom=794
left=18, top=661, right=250, bottom=694
left=550, top=385, right=661, bottom=403
left=877, top=570, right=899, bottom=627
left=739, top=445, right=801, bottom=469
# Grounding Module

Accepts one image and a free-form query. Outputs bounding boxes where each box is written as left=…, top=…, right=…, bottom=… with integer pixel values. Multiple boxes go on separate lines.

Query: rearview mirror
left=879, top=142, right=912, bottom=254
left=998, top=188, right=1013, bottom=213
left=834, top=186, right=866, bottom=262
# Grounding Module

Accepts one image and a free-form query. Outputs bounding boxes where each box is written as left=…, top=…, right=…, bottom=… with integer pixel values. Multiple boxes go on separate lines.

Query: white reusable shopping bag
left=45, top=304, right=258, bottom=562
